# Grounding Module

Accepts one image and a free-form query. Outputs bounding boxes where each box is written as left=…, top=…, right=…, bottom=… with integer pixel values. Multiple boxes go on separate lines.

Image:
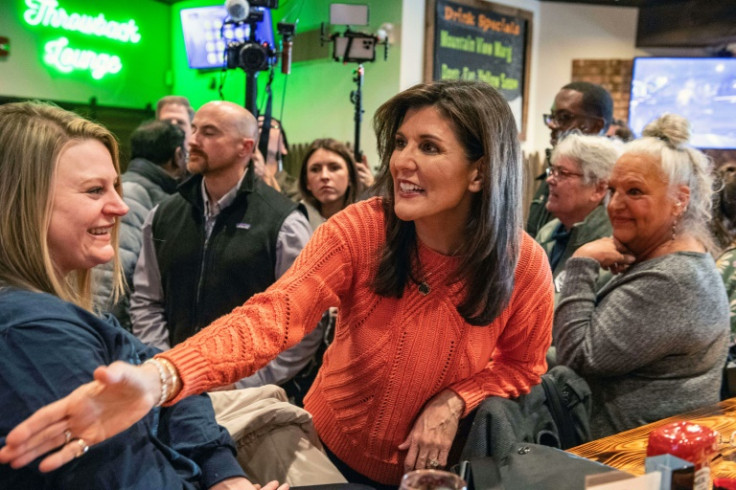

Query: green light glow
left=23, top=0, right=141, bottom=44
left=44, top=37, right=123, bottom=79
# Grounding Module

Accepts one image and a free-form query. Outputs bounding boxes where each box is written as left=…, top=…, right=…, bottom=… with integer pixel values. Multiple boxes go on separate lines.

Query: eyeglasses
left=546, top=165, right=584, bottom=180
left=542, top=111, right=602, bottom=127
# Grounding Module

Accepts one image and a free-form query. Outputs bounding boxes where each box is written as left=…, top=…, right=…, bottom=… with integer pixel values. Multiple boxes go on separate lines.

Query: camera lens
left=239, top=43, right=268, bottom=72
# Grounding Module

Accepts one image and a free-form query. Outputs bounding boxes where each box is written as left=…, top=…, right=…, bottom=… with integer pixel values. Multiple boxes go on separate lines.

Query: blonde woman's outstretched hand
left=0, top=360, right=161, bottom=472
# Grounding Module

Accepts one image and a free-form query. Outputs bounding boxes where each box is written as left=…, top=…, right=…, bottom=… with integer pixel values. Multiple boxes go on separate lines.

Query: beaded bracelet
left=143, top=358, right=169, bottom=407
left=158, top=358, right=179, bottom=398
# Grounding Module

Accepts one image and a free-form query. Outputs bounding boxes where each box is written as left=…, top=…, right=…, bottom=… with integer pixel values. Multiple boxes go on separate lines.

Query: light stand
left=350, top=64, right=364, bottom=162
left=320, top=20, right=389, bottom=163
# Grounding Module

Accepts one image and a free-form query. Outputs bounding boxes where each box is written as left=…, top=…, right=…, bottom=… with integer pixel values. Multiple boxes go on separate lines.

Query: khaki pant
left=208, top=385, right=347, bottom=486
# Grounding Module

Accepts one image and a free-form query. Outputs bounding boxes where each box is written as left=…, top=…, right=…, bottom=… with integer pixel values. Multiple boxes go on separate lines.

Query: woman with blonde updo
left=554, top=113, right=729, bottom=438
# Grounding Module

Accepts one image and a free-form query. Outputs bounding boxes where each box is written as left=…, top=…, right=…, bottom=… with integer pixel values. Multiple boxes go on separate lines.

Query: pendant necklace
left=417, top=266, right=434, bottom=296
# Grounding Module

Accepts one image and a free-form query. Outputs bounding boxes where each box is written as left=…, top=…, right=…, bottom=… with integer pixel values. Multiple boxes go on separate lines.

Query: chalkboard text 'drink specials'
left=429, top=0, right=531, bottom=137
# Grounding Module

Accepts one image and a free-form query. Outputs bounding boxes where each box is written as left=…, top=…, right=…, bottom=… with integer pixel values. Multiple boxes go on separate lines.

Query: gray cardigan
left=554, top=253, right=729, bottom=438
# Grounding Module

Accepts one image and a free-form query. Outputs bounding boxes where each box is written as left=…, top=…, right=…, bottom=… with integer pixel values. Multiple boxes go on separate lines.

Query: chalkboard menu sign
left=424, top=0, right=533, bottom=138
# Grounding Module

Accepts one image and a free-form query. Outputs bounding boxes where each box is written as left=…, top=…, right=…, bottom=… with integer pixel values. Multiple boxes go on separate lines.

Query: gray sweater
left=555, top=252, right=729, bottom=439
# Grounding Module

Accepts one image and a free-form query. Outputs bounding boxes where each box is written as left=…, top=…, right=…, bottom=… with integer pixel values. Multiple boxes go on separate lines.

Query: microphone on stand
left=225, top=0, right=249, bottom=22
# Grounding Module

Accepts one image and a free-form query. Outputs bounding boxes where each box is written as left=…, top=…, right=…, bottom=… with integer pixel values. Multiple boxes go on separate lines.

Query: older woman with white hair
left=554, top=113, right=729, bottom=438
left=536, top=133, right=621, bottom=289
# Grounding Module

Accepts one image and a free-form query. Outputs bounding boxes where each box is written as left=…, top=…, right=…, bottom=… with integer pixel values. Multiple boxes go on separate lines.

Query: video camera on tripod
left=220, top=0, right=296, bottom=117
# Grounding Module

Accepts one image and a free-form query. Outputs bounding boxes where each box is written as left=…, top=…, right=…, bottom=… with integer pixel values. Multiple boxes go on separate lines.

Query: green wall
left=0, top=0, right=171, bottom=109
left=170, top=0, right=403, bottom=167
left=0, top=0, right=402, bottom=166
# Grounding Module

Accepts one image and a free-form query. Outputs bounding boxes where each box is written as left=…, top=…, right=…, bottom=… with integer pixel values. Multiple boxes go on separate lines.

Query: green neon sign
left=22, top=0, right=146, bottom=80
left=44, top=37, right=122, bottom=80
left=23, top=0, right=141, bottom=44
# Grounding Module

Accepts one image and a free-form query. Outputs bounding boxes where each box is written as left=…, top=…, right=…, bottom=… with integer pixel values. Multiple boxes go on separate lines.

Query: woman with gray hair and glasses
left=535, top=133, right=621, bottom=292
left=554, top=113, right=729, bottom=438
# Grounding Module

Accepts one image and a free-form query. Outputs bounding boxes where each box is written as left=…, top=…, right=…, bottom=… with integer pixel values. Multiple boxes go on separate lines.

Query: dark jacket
left=152, top=170, right=298, bottom=346
left=460, top=365, right=592, bottom=463
left=526, top=178, right=554, bottom=238
left=525, top=149, right=554, bottom=237
left=0, top=288, right=245, bottom=489
left=93, top=158, right=179, bottom=330
left=535, top=204, right=612, bottom=280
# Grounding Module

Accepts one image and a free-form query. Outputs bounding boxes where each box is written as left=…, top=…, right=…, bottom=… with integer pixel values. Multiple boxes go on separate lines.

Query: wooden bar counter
left=568, top=398, right=736, bottom=478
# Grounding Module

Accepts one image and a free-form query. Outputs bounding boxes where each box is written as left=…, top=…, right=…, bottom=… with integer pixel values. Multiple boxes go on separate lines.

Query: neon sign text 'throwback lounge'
left=23, top=0, right=143, bottom=79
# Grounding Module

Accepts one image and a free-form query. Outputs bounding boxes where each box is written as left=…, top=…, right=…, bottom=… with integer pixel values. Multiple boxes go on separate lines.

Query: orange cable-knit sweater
left=161, top=197, right=554, bottom=485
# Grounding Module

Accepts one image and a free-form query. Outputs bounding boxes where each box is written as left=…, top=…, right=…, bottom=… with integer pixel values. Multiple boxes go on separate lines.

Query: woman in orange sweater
left=1, top=81, right=555, bottom=487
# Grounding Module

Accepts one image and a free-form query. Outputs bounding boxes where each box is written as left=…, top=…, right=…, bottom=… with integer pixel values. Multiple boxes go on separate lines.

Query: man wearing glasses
left=526, top=82, right=613, bottom=237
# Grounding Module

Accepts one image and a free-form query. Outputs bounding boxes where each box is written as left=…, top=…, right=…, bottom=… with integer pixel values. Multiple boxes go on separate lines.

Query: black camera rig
left=225, top=10, right=273, bottom=73
left=222, top=0, right=295, bottom=116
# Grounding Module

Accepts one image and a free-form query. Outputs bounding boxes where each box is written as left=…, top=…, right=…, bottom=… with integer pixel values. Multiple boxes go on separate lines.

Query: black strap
left=541, top=375, right=576, bottom=449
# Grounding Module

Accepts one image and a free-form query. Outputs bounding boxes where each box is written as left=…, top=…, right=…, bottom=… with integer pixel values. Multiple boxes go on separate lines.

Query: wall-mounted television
left=629, top=57, right=736, bottom=150
left=636, top=0, right=736, bottom=48
left=180, top=6, right=275, bottom=70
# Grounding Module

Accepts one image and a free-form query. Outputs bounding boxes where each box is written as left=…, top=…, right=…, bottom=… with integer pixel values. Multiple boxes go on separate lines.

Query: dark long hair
left=298, top=138, right=360, bottom=213
left=371, top=80, right=522, bottom=325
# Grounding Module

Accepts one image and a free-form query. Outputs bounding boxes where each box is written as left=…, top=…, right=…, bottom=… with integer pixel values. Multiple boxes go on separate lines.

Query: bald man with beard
left=130, top=101, right=326, bottom=393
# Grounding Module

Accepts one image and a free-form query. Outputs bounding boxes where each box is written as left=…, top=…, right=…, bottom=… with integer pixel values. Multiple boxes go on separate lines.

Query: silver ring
left=428, top=459, right=440, bottom=469
left=63, top=429, right=72, bottom=444
left=71, top=438, right=89, bottom=458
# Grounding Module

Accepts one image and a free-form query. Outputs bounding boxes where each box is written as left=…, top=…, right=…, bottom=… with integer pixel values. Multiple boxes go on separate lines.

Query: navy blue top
left=0, top=288, right=246, bottom=489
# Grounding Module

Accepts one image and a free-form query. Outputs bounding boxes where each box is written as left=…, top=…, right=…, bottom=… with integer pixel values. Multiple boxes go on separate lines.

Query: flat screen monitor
left=180, top=6, right=275, bottom=70
left=629, top=57, right=736, bottom=150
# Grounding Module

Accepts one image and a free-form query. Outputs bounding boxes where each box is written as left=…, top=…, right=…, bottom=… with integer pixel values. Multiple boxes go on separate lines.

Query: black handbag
left=454, top=442, right=625, bottom=490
